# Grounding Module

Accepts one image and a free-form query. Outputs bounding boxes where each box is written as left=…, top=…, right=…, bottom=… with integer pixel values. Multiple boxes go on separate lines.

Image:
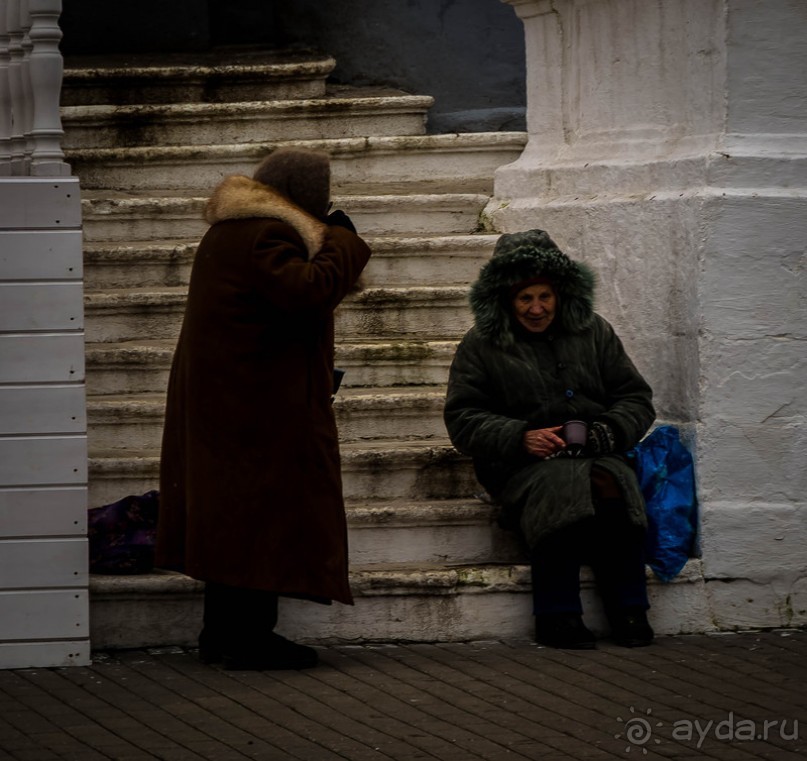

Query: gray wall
left=275, top=1, right=525, bottom=133
left=59, top=0, right=525, bottom=134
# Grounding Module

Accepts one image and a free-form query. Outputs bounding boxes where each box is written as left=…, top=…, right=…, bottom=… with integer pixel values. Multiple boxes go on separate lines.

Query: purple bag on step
left=88, top=490, right=159, bottom=574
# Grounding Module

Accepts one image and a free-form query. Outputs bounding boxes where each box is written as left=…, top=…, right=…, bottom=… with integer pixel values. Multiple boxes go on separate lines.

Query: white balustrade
left=0, top=0, right=69, bottom=176
left=0, top=4, right=11, bottom=174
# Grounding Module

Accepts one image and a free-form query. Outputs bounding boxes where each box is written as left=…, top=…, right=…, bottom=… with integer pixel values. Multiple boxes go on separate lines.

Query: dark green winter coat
left=444, top=230, right=655, bottom=549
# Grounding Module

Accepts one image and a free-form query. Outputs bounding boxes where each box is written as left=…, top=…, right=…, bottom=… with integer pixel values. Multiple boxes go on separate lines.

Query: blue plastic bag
left=627, top=426, right=697, bottom=582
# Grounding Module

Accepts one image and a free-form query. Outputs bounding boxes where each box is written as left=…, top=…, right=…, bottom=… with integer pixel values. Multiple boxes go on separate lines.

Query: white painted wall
left=492, top=0, right=807, bottom=630
left=0, top=178, right=90, bottom=668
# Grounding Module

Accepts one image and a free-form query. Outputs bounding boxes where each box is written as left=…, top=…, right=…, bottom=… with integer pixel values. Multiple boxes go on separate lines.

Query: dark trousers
left=202, top=581, right=279, bottom=650
left=530, top=469, right=649, bottom=617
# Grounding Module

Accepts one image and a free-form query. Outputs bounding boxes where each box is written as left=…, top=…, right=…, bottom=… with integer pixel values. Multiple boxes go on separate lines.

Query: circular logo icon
left=615, top=707, right=663, bottom=754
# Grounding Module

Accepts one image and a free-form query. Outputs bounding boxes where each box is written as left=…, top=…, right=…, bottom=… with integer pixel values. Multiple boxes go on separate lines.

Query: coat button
left=557, top=362, right=566, bottom=370
left=565, top=388, right=574, bottom=398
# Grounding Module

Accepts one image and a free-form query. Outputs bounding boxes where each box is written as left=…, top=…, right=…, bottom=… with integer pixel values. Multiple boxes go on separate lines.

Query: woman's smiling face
left=512, top=282, right=557, bottom=333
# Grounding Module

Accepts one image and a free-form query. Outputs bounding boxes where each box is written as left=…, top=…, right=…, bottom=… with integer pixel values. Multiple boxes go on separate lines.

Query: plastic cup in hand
left=563, top=420, right=588, bottom=454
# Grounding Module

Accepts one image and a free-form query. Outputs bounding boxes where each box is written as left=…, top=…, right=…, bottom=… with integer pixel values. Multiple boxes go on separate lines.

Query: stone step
left=90, top=496, right=520, bottom=568
left=82, top=234, right=499, bottom=290
left=62, top=49, right=336, bottom=106
left=83, top=286, right=472, bottom=344
left=81, top=192, right=491, bottom=242
left=88, top=440, right=476, bottom=508
left=336, top=339, right=460, bottom=389
left=62, top=89, right=433, bottom=150
left=85, top=341, right=175, bottom=396
left=84, top=243, right=196, bottom=291
left=67, top=132, right=527, bottom=192
left=85, top=338, right=461, bottom=396
left=364, top=234, right=496, bottom=288
left=346, top=499, right=523, bottom=567
left=86, top=388, right=449, bottom=451
left=88, top=560, right=711, bottom=648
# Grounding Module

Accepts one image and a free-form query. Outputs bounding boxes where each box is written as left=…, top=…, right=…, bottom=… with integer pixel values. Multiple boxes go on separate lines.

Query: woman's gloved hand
left=587, top=421, right=616, bottom=455
left=326, top=209, right=357, bottom=233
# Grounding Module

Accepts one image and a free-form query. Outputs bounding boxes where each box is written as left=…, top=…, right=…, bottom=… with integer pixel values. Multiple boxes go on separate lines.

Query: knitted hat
left=253, top=147, right=331, bottom=219
left=469, top=229, right=596, bottom=347
left=508, top=275, right=554, bottom=297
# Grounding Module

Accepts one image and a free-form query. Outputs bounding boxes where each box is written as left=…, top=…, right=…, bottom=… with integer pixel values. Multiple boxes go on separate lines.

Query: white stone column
left=494, top=0, right=807, bottom=630
left=0, top=2, right=12, bottom=174
left=20, top=0, right=34, bottom=169
left=27, top=0, right=68, bottom=176
left=695, top=1, right=807, bottom=629
left=5, top=0, right=26, bottom=174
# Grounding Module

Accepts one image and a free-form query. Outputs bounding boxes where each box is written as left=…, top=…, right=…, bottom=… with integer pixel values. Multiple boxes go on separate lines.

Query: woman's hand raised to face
left=523, top=426, right=565, bottom=459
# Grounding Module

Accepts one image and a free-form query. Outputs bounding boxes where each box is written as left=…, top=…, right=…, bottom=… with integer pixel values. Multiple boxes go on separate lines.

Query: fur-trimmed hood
left=470, top=229, right=596, bottom=348
left=205, top=174, right=327, bottom=260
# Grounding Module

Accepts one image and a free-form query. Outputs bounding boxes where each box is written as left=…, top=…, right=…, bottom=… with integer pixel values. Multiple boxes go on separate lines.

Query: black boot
left=222, top=633, right=319, bottom=671
left=198, top=626, right=225, bottom=664
left=609, top=607, right=654, bottom=648
left=198, top=582, right=238, bottom=664
left=200, top=582, right=318, bottom=670
left=535, top=613, right=597, bottom=650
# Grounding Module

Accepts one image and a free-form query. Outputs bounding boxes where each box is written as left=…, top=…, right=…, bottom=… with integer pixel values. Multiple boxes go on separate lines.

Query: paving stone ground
left=1, top=630, right=805, bottom=761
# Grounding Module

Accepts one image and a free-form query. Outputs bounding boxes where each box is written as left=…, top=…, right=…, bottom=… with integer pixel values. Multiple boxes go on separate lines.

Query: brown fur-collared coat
left=156, top=175, right=371, bottom=605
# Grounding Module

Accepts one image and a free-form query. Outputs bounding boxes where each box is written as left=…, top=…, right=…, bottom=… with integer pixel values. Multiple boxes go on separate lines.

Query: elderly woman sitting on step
left=444, top=229, right=656, bottom=649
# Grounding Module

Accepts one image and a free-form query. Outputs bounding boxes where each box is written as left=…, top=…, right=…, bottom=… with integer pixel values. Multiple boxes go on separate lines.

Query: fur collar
left=470, top=241, right=596, bottom=349
left=205, top=175, right=327, bottom=259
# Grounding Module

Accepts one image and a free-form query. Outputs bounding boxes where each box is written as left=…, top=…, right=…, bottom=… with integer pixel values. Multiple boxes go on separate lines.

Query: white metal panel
left=0, top=538, right=88, bottom=588
left=0, top=385, right=87, bottom=434
left=0, top=230, right=83, bottom=280
left=0, top=334, right=86, bottom=383
left=0, top=283, right=84, bottom=331
left=0, top=436, right=87, bottom=486
left=0, top=177, right=88, bottom=670
left=0, top=178, right=82, bottom=229
left=0, top=487, right=86, bottom=537
left=0, top=589, right=89, bottom=640
left=0, top=641, right=90, bottom=669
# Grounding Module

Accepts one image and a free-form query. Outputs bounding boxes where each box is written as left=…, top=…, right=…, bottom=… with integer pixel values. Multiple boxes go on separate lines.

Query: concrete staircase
left=65, top=48, right=709, bottom=649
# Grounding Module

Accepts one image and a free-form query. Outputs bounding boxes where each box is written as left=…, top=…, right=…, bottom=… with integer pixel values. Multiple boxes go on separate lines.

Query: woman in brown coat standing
left=156, top=148, right=372, bottom=670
